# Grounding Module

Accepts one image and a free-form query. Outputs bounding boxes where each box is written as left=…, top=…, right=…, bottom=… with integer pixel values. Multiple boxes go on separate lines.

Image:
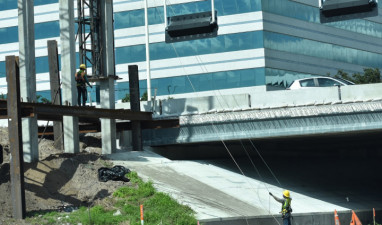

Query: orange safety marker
left=140, top=204, right=144, bottom=225
left=373, top=208, right=376, bottom=225
left=350, top=210, right=362, bottom=225
left=334, top=209, right=341, bottom=225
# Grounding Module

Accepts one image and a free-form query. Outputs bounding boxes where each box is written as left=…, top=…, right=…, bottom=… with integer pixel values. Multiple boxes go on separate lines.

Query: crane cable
left=156, top=1, right=282, bottom=223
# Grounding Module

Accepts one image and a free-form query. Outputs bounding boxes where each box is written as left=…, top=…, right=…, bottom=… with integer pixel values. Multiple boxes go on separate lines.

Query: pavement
left=106, top=147, right=381, bottom=223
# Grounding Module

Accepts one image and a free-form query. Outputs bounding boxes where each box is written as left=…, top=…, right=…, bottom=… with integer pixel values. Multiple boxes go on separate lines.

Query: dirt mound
left=0, top=128, right=130, bottom=220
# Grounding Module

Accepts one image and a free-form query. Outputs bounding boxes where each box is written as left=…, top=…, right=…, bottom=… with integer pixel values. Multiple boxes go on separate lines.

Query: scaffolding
left=76, top=0, right=103, bottom=77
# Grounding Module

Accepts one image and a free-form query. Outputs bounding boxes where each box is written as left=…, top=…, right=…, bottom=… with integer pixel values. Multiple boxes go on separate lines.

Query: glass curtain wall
left=113, top=0, right=264, bottom=101
left=262, top=0, right=382, bottom=89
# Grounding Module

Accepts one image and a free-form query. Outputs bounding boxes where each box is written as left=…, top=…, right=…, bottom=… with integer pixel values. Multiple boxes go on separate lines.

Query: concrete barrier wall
left=160, top=94, right=251, bottom=116
left=341, top=83, right=382, bottom=102
left=251, top=87, right=339, bottom=108
left=201, top=209, right=381, bottom=225
left=114, top=84, right=382, bottom=116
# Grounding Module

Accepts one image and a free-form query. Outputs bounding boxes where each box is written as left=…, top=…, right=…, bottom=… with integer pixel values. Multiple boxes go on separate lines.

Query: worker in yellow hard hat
left=75, top=64, right=92, bottom=106
left=270, top=190, right=292, bottom=225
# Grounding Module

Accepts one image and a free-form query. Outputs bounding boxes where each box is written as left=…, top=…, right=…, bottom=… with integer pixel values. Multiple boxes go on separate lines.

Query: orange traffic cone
left=350, top=210, right=362, bottom=225
left=334, top=209, right=341, bottom=225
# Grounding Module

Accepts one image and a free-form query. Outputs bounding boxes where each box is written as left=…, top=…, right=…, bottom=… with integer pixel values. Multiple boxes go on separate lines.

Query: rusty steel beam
left=6, top=56, right=26, bottom=219
left=23, top=103, right=152, bottom=121
left=0, top=100, right=152, bottom=121
left=36, top=119, right=179, bottom=135
left=0, top=106, right=34, bottom=119
left=129, top=65, right=142, bottom=151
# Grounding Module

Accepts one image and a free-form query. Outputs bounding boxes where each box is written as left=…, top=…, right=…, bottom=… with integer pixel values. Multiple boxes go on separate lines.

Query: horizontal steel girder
left=0, top=99, right=152, bottom=121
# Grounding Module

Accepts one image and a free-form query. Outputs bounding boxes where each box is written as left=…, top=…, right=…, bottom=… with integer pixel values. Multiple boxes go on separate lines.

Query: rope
left=38, top=81, right=62, bottom=145
left=154, top=3, right=282, bottom=224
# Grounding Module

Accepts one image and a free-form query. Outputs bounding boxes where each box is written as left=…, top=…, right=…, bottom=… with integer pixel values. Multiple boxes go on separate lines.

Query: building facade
left=0, top=0, right=381, bottom=103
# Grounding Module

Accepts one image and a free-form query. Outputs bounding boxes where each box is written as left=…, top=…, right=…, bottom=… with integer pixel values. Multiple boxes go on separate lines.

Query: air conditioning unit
left=319, top=0, right=378, bottom=22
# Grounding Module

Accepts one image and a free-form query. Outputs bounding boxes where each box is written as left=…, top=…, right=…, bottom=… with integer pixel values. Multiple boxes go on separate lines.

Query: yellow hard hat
left=80, top=64, right=86, bottom=69
left=283, top=190, right=290, bottom=198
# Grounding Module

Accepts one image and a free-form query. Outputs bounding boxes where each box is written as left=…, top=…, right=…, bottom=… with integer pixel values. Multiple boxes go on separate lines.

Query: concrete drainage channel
left=200, top=209, right=381, bottom=225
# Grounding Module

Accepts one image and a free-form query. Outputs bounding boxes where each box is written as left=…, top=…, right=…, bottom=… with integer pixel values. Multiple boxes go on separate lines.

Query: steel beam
left=129, top=65, right=143, bottom=151
left=21, top=103, right=152, bottom=120
left=0, top=99, right=153, bottom=121
left=100, top=0, right=117, bottom=154
left=6, top=56, right=26, bottom=219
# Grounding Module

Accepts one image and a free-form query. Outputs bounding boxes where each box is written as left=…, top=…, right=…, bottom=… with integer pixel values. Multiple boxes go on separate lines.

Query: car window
left=333, top=77, right=354, bottom=85
left=317, top=78, right=341, bottom=87
left=299, top=79, right=315, bottom=87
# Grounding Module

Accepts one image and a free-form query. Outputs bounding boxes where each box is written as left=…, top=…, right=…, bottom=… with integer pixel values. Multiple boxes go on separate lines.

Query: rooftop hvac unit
left=319, top=0, right=378, bottom=23
left=164, top=0, right=218, bottom=43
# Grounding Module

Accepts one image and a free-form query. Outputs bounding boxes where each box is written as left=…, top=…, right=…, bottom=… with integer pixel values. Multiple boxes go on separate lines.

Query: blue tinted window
left=36, top=90, right=51, bottom=102
left=262, top=0, right=382, bottom=38
left=0, top=21, right=59, bottom=44
left=0, top=26, right=18, bottom=44
left=115, top=7, right=164, bottom=29
left=114, top=0, right=261, bottom=29
left=266, top=68, right=315, bottom=88
left=0, top=0, right=16, bottom=11
left=35, top=0, right=58, bottom=6
left=35, top=21, right=60, bottom=39
left=264, top=31, right=382, bottom=68
left=36, top=56, right=50, bottom=74
left=0, top=61, right=5, bottom=78
left=168, top=0, right=261, bottom=17
left=116, top=31, right=263, bottom=64
left=115, top=68, right=265, bottom=99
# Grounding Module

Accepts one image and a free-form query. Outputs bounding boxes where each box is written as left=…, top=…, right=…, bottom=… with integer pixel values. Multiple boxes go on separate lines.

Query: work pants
left=77, top=86, right=87, bottom=106
left=283, top=217, right=291, bottom=225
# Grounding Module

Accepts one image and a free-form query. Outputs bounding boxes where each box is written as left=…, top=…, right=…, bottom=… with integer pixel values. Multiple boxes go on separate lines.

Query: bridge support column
left=100, top=0, right=117, bottom=154
left=59, top=0, right=79, bottom=153
left=18, top=0, right=38, bottom=162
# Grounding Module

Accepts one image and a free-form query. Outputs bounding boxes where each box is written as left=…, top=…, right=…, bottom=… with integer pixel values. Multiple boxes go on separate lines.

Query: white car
left=287, top=77, right=354, bottom=90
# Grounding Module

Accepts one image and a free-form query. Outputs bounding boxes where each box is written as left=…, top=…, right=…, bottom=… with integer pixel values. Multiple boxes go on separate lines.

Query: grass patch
left=25, top=171, right=198, bottom=225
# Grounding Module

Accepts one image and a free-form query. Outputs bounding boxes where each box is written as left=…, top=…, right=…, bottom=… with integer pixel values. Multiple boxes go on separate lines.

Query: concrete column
left=18, top=0, right=38, bottom=163
left=100, top=0, right=116, bottom=154
left=59, top=0, right=79, bottom=153
left=100, top=78, right=116, bottom=154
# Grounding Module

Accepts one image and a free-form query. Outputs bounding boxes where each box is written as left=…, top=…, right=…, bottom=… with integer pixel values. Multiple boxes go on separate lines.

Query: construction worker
left=270, top=190, right=292, bottom=225
left=75, top=64, right=92, bottom=106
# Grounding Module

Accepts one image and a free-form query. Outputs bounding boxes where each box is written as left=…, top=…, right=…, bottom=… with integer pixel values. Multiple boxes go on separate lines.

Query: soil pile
left=0, top=128, right=129, bottom=221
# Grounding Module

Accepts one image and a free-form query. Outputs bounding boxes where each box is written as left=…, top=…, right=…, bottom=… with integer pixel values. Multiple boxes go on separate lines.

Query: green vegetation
left=36, top=95, right=51, bottom=104
left=330, top=68, right=381, bottom=84
left=141, top=91, right=148, bottom=101
left=26, top=171, right=197, bottom=225
left=121, top=93, right=130, bottom=102
left=122, top=91, right=149, bottom=102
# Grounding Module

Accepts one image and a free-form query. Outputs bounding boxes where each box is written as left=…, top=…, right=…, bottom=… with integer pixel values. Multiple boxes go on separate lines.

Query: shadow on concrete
left=151, top=131, right=382, bottom=214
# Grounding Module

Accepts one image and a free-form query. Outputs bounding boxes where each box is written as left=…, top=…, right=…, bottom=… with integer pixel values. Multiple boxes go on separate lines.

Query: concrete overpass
left=128, top=83, right=382, bottom=146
